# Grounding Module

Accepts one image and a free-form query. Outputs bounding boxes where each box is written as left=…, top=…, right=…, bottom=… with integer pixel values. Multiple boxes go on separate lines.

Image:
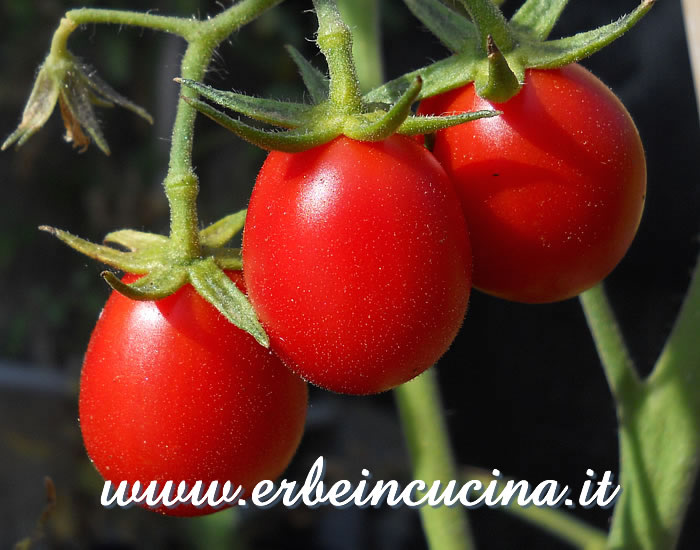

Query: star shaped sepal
left=2, top=19, right=152, bottom=155
left=176, top=0, right=500, bottom=153
left=40, top=209, right=269, bottom=347
left=365, top=0, right=655, bottom=105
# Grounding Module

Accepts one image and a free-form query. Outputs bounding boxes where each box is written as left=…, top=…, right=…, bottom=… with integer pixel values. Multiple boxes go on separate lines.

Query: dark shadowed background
left=1, top=0, right=699, bottom=548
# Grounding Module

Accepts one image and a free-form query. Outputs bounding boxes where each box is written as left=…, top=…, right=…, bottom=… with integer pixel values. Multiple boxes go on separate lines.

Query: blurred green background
left=1, top=0, right=699, bottom=548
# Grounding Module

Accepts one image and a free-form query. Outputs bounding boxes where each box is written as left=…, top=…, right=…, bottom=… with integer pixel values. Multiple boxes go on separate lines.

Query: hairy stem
left=579, top=285, right=642, bottom=413
left=457, top=0, right=514, bottom=53
left=63, top=1, right=283, bottom=262
left=395, top=371, right=476, bottom=550
left=66, top=8, right=196, bottom=39
left=164, top=40, right=212, bottom=261
left=337, top=0, right=383, bottom=93
left=49, top=17, right=78, bottom=59
left=204, top=0, right=284, bottom=44
left=312, top=0, right=363, bottom=113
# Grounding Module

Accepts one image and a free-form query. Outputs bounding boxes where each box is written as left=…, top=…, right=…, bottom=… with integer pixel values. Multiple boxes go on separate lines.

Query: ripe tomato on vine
left=242, top=135, right=472, bottom=395
left=418, top=64, right=646, bottom=303
left=80, top=272, right=308, bottom=516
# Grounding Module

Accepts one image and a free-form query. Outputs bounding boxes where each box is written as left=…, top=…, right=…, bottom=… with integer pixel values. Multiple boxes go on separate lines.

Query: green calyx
left=366, top=0, right=655, bottom=104
left=178, top=0, right=499, bottom=153
left=40, top=209, right=269, bottom=347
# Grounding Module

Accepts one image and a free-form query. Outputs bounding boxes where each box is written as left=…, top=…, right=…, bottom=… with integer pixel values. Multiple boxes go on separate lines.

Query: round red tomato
left=418, top=63, right=646, bottom=303
left=242, top=135, right=472, bottom=395
left=79, top=271, right=308, bottom=516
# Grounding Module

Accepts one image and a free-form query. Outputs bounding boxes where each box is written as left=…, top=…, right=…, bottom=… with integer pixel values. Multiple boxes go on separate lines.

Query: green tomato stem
left=457, top=0, right=514, bottom=53
left=203, top=0, right=284, bottom=44
left=63, top=0, right=284, bottom=263
left=164, top=40, right=211, bottom=261
left=395, top=371, right=476, bottom=550
left=48, top=17, right=77, bottom=59
left=337, top=0, right=384, bottom=93
left=66, top=8, right=196, bottom=39
left=312, top=0, right=363, bottom=113
left=579, top=285, right=642, bottom=413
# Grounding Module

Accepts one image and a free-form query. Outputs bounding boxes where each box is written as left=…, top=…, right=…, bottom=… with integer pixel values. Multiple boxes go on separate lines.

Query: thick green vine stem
left=337, top=0, right=383, bottom=94
left=4, top=0, right=284, bottom=344
left=395, top=372, right=476, bottom=550
left=580, top=261, right=700, bottom=549
left=457, top=0, right=515, bottom=53
left=579, top=286, right=642, bottom=413
left=313, top=0, right=363, bottom=112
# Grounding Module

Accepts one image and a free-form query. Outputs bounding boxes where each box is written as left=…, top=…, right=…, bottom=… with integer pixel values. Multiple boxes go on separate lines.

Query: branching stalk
left=582, top=262, right=700, bottom=550
left=60, top=0, right=284, bottom=263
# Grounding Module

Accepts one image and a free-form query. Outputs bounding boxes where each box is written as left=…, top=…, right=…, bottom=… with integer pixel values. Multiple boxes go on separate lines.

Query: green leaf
left=398, top=110, right=500, bottom=135
left=510, top=0, right=569, bottom=41
left=40, top=226, right=159, bottom=273
left=176, top=78, right=310, bottom=128
left=188, top=258, right=269, bottom=347
left=403, top=0, right=476, bottom=52
left=200, top=210, right=247, bottom=248
left=103, top=229, right=168, bottom=252
left=285, top=45, right=330, bottom=104
left=522, top=0, right=654, bottom=68
left=102, top=268, right=188, bottom=300
left=182, top=96, right=338, bottom=152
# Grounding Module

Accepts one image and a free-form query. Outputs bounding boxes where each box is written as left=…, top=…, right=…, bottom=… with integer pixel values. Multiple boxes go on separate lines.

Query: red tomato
left=242, top=135, right=472, bottom=395
left=79, top=271, right=308, bottom=517
left=418, top=64, right=646, bottom=303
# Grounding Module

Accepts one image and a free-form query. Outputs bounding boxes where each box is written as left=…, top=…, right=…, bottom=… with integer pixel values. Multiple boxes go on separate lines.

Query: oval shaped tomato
left=79, top=271, right=308, bottom=517
left=418, top=64, right=646, bottom=303
left=242, top=135, right=472, bottom=395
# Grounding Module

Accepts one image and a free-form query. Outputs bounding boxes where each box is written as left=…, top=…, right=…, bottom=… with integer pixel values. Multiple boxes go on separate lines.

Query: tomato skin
left=242, top=135, right=472, bottom=395
left=418, top=64, right=646, bottom=303
left=79, top=271, right=308, bottom=517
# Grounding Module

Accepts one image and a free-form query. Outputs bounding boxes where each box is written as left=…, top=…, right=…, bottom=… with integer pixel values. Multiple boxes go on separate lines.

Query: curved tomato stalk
left=3, top=1, right=284, bottom=346
left=177, top=0, right=499, bottom=153
left=365, top=0, right=655, bottom=104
